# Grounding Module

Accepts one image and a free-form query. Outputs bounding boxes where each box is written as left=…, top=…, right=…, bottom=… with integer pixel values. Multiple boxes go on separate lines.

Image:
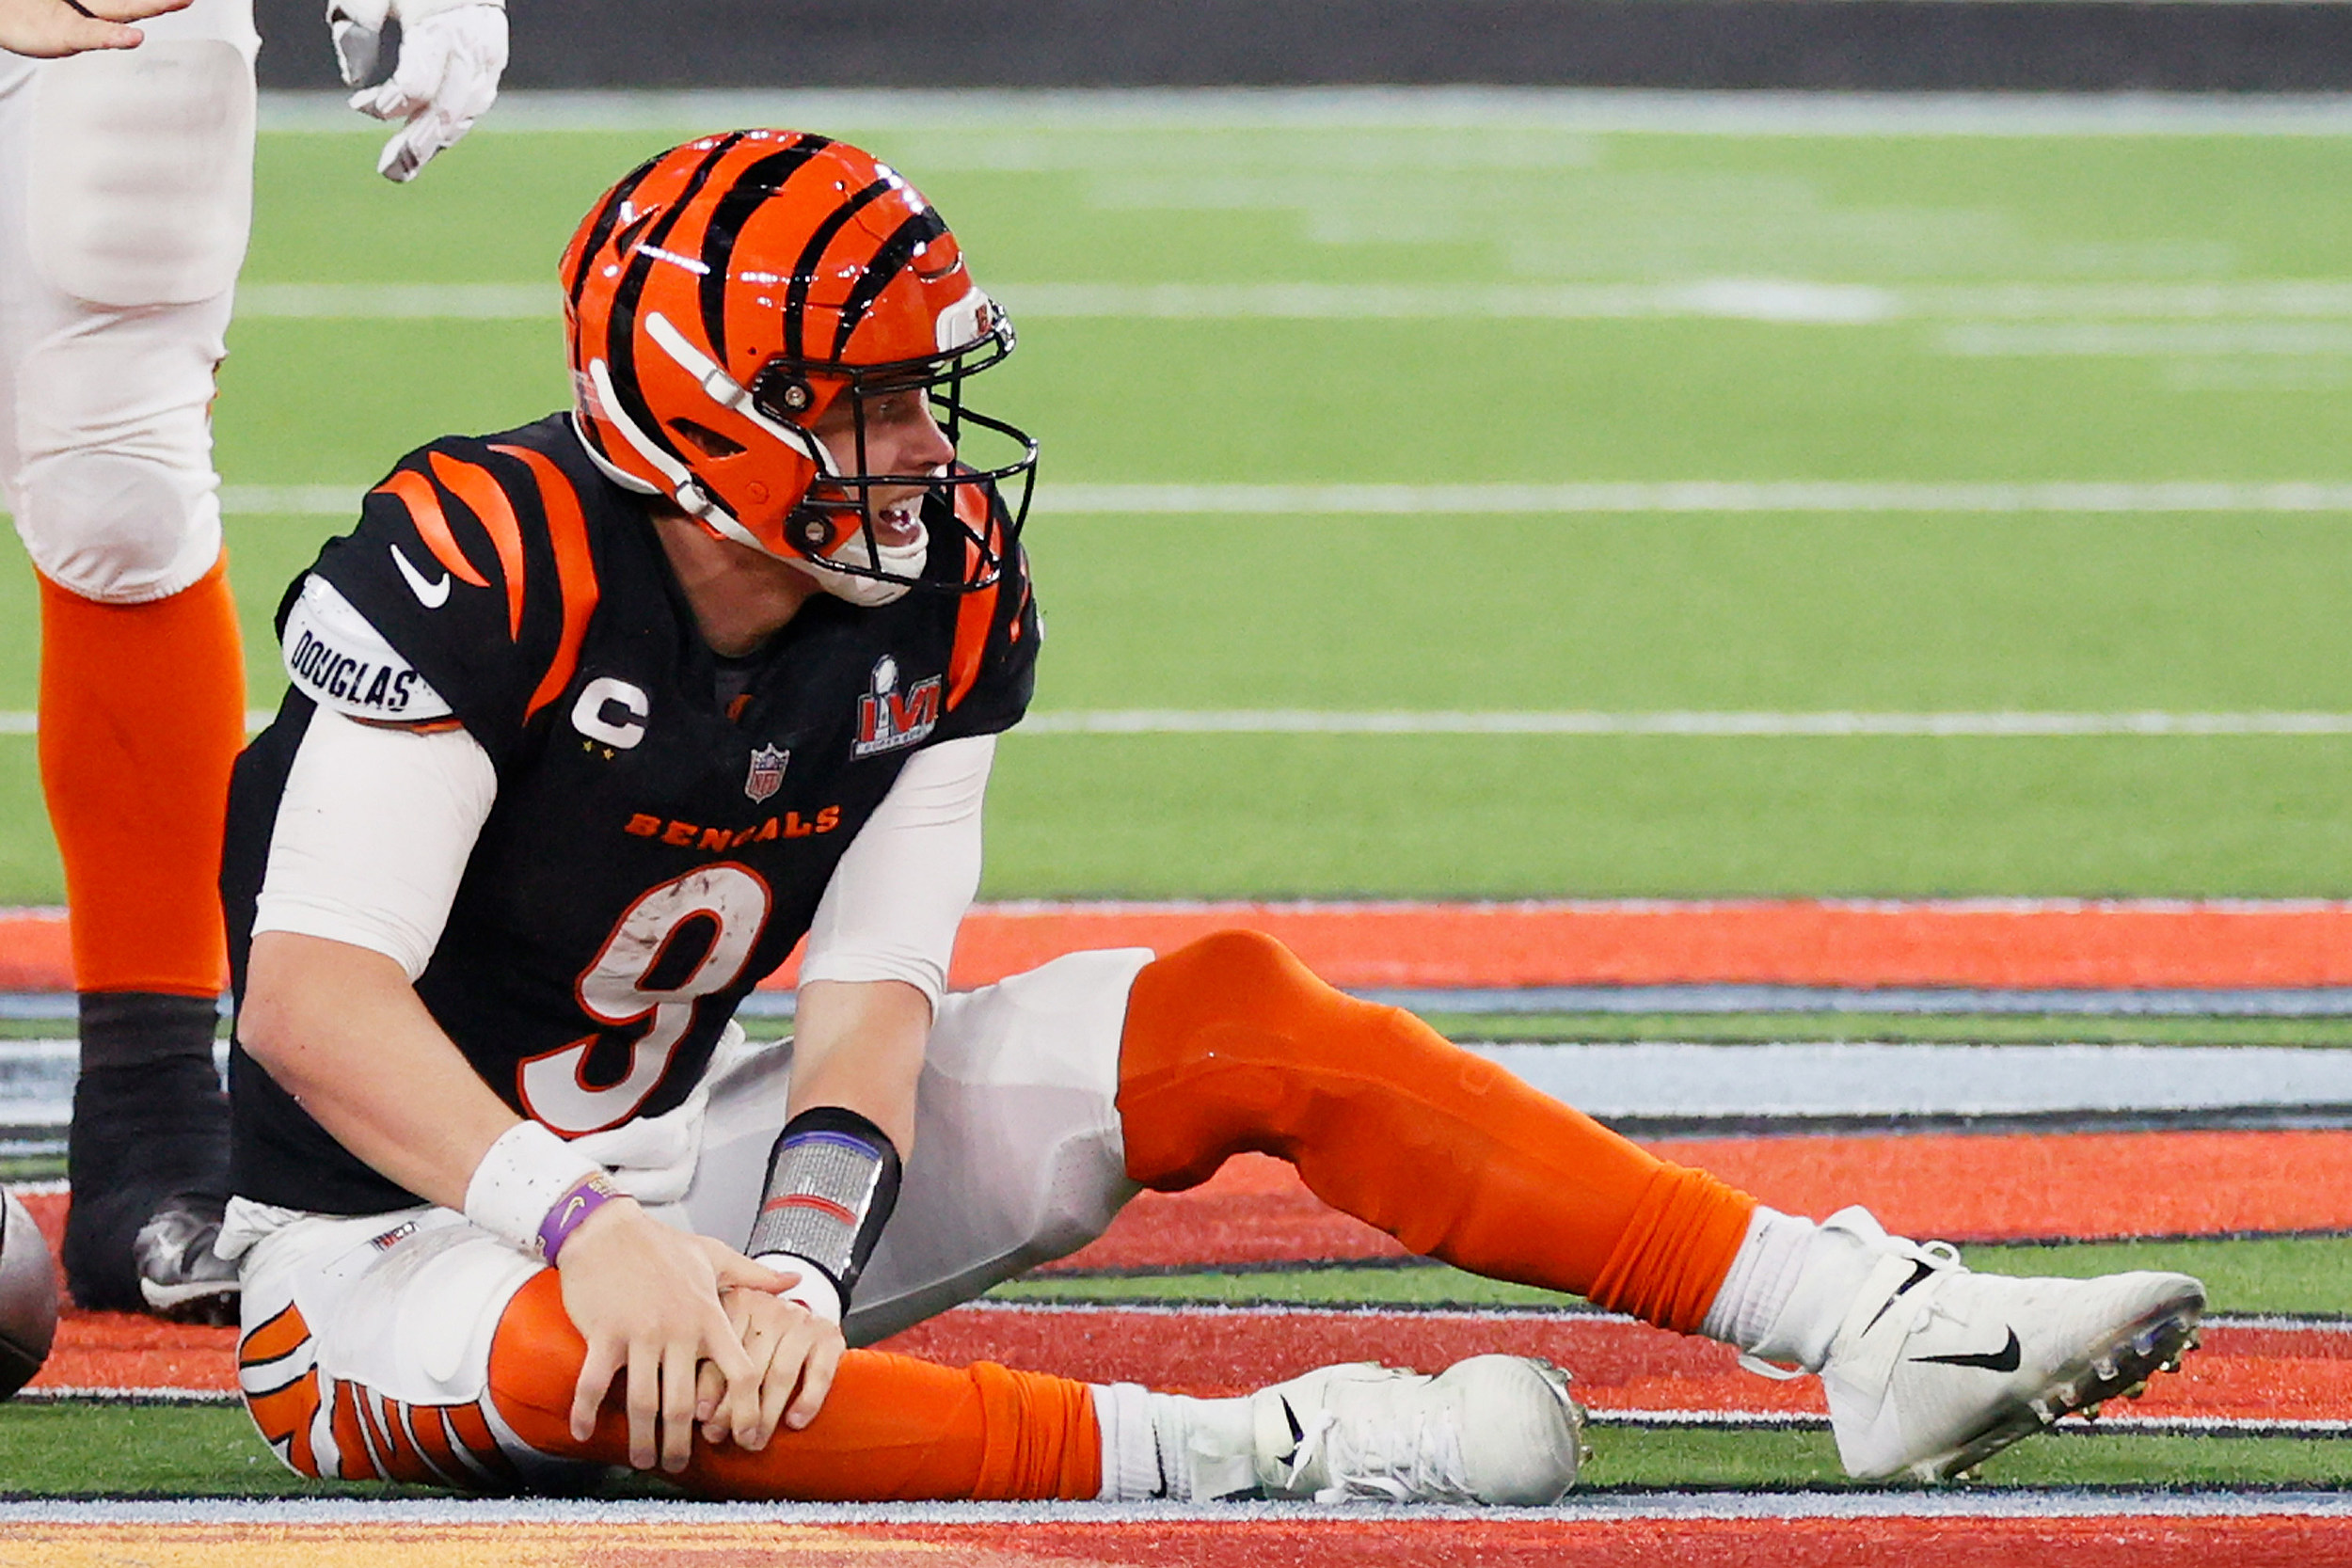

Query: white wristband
left=752, top=1251, right=844, bottom=1324
left=465, top=1120, right=604, bottom=1259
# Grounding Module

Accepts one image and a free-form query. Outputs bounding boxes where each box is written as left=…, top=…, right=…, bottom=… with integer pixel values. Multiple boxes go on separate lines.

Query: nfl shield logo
left=745, top=744, right=788, bottom=803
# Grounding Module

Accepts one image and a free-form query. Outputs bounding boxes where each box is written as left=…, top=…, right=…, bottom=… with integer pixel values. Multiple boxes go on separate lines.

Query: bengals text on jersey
left=222, top=412, right=1040, bottom=1215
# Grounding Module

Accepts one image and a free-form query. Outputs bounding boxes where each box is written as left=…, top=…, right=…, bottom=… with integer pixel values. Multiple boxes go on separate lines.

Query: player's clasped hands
left=698, top=1282, right=847, bottom=1451
left=554, top=1197, right=803, bottom=1472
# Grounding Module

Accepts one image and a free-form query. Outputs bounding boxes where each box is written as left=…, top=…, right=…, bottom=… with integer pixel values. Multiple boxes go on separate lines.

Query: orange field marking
left=8, top=898, right=2352, bottom=992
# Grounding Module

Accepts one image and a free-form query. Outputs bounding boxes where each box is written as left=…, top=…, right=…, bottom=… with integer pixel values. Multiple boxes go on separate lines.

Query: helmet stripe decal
left=830, top=206, right=951, bottom=359
left=696, top=136, right=832, bottom=364
left=781, top=176, right=894, bottom=364
left=564, top=153, right=661, bottom=309
left=601, top=135, right=747, bottom=489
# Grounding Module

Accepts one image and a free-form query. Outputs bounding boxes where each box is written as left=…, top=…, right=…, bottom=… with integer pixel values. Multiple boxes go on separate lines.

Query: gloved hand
left=326, top=0, right=507, bottom=182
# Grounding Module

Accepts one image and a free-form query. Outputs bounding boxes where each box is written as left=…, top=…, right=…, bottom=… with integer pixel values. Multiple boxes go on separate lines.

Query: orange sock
left=485, top=1273, right=1104, bottom=1500
left=38, top=559, right=246, bottom=996
left=1118, top=929, right=1757, bottom=1334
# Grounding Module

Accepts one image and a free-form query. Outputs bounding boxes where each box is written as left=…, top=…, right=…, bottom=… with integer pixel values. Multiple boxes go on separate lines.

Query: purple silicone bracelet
left=538, top=1175, right=618, bottom=1263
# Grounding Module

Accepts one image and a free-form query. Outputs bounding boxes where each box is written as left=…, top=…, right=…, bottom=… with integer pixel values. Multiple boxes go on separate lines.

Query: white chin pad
left=788, top=513, right=927, bottom=608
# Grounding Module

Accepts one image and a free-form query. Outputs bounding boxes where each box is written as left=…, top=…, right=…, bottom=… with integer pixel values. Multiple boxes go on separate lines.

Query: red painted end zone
left=14, top=1518, right=2351, bottom=1568
left=874, top=1517, right=2352, bottom=1568
left=926, top=899, right=2352, bottom=991
left=24, top=1299, right=2348, bottom=1421
left=19, top=1122, right=2352, bottom=1394
left=8, top=899, right=2352, bottom=992
left=879, top=1306, right=2344, bottom=1421
left=1052, top=1133, right=2352, bottom=1270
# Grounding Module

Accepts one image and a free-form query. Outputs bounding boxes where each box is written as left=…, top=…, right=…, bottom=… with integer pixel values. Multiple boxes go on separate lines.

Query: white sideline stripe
left=8, top=710, right=2352, bottom=739
left=12, top=1386, right=234, bottom=1405
left=10, top=897, right=2347, bottom=915
left=1016, top=711, right=2352, bottom=736
left=1036, top=481, right=2352, bottom=514
left=207, top=480, right=2352, bottom=515
left=230, top=279, right=2352, bottom=325
left=12, top=1039, right=2352, bottom=1124
left=257, top=87, right=2352, bottom=136
left=237, top=283, right=555, bottom=319
left=9, top=1491, right=2352, bottom=1525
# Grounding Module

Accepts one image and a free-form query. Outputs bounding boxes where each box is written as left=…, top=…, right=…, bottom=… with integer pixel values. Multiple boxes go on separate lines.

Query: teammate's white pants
left=225, top=948, right=1153, bottom=1483
left=0, top=0, right=256, bottom=602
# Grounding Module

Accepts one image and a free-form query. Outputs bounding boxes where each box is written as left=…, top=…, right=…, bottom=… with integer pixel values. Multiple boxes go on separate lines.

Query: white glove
left=327, top=0, right=507, bottom=183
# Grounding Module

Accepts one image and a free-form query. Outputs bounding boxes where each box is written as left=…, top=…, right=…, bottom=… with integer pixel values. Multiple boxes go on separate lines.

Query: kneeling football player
left=220, top=133, right=2202, bottom=1501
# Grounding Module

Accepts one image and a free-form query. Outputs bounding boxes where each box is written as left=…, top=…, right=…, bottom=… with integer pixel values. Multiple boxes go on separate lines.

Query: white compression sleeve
left=250, top=706, right=497, bottom=980
left=796, top=733, right=994, bottom=1009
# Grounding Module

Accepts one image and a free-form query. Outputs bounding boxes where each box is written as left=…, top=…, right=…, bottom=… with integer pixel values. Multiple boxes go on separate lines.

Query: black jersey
left=224, top=414, right=1039, bottom=1215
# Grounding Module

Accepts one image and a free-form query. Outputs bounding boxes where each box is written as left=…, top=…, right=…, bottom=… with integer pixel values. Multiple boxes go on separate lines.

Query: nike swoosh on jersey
left=390, top=543, right=453, bottom=609
left=1910, top=1327, right=2023, bottom=1373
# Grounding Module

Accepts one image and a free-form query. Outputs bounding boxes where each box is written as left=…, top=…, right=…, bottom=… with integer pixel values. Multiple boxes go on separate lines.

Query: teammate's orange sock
left=38, top=559, right=246, bottom=997
left=485, top=1273, right=1104, bottom=1500
left=1118, top=929, right=1757, bottom=1334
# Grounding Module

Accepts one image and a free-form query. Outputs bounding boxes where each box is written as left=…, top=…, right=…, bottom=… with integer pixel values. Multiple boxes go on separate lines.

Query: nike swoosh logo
left=390, top=544, right=452, bottom=609
left=1912, top=1327, right=2023, bottom=1373
left=1861, top=1259, right=1939, bottom=1337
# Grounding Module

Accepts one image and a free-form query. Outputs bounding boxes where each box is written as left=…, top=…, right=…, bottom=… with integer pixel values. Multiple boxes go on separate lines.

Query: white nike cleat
left=1804, top=1212, right=2204, bottom=1481
left=1248, top=1355, right=1587, bottom=1505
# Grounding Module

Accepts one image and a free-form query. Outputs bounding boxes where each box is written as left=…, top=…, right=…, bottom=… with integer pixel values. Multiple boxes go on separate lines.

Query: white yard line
left=230, top=279, right=2352, bottom=325
left=1031, top=481, right=2352, bottom=513
left=1013, top=710, right=2352, bottom=736
left=257, top=87, right=2352, bottom=136
left=8, top=710, right=2352, bottom=739
left=6, top=1489, right=2351, bottom=1525
left=206, top=479, right=2352, bottom=515
left=11, top=1038, right=2352, bottom=1128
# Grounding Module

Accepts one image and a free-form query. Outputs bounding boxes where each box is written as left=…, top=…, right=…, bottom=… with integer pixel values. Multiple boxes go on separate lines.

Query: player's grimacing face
left=807, top=386, right=956, bottom=549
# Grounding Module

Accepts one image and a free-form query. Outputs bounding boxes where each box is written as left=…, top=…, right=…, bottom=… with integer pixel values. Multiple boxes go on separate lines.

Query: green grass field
left=4, top=94, right=2352, bottom=1501
left=7, top=101, right=2352, bottom=901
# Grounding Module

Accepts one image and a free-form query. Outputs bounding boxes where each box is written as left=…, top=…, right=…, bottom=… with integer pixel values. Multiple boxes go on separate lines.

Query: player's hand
left=694, top=1281, right=848, bottom=1451
left=554, top=1198, right=789, bottom=1472
left=0, top=0, right=189, bottom=57
left=328, top=0, right=507, bottom=182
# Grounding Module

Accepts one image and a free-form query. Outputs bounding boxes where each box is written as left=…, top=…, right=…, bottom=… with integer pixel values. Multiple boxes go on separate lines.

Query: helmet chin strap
left=779, top=509, right=926, bottom=608
left=591, top=323, right=933, bottom=609
left=643, top=312, right=934, bottom=608
left=584, top=357, right=770, bottom=554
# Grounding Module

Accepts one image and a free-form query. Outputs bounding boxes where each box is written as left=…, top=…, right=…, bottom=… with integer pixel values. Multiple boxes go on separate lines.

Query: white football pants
left=0, top=0, right=255, bottom=602
left=226, top=948, right=1153, bottom=1483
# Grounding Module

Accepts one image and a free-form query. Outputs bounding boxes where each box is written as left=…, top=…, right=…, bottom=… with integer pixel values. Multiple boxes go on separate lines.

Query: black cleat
left=63, top=1037, right=231, bottom=1316
left=131, top=1194, right=239, bottom=1326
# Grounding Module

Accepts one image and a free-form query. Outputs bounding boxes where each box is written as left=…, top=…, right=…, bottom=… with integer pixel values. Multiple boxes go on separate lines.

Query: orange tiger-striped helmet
left=561, top=130, right=1033, bottom=605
